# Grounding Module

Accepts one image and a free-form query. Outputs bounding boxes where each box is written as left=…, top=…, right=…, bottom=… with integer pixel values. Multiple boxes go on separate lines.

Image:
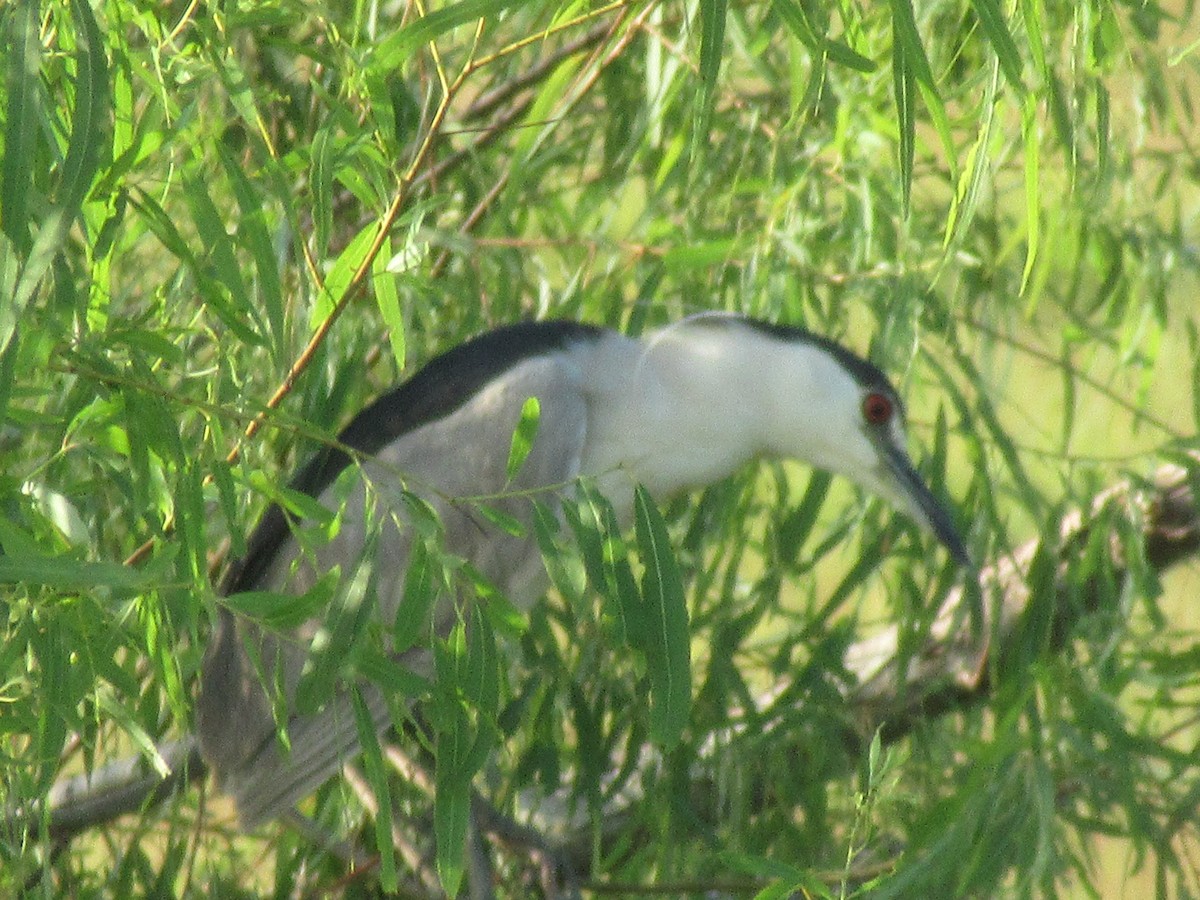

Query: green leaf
left=184, top=174, right=264, bottom=342
left=947, top=347, right=1041, bottom=517
left=314, top=222, right=375, bottom=324
left=1020, top=96, right=1041, bottom=297
left=373, top=235, right=406, bottom=370
left=0, top=321, right=18, bottom=425
left=664, top=238, right=739, bottom=272
left=211, top=454, right=246, bottom=558
left=217, top=143, right=285, bottom=364
left=465, top=562, right=527, bottom=640
left=294, top=556, right=378, bottom=714
left=571, top=483, right=642, bottom=645
left=394, top=539, right=441, bottom=652
left=0, top=554, right=150, bottom=592
left=775, top=470, right=831, bottom=562
left=434, top=740, right=469, bottom=898
left=223, top=569, right=339, bottom=630
left=354, top=647, right=431, bottom=697
left=1019, top=0, right=1047, bottom=79
left=432, top=623, right=484, bottom=898
left=371, top=0, right=533, bottom=71
left=59, top=0, right=110, bottom=214
left=247, top=471, right=337, bottom=525
left=11, top=0, right=111, bottom=315
left=463, top=603, right=499, bottom=718
left=0, top=234, right=17, bottom=357
left=693, top=0, right=727, bottom=155
left=633, top=485, right=691, bottom=748
left=531, top=499, right=587, bottom=605
left=943, top=63, right=1000, bottom=252
left=311, top=126, right=336, bottom=254
left=889, top=0, right=956, bottom=212
left=772, top=0, right=876, bottom=73
left=140, top=590, right=188, bottom=724
left=969, top=0, right=1026, bottom=94
left=890, top=4, right=919, bottom=215
left=175, top=458, right=208, bottom=584
left=352, top=688, right=398, bottom=892
left=505, top=396, right=541, bottom=483
left=473, top=503, right=526, bottom=537
left=96, top=691, right=173, bottom=779
left=1, top=0, right=41, bottom=253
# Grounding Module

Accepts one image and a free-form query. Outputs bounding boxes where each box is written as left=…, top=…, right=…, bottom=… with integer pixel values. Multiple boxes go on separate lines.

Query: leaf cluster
left=1, top=0, right=1198, bottom=896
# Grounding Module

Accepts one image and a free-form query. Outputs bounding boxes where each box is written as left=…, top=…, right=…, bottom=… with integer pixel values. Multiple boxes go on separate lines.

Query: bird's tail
left=215, top=685, right=393, bottom=829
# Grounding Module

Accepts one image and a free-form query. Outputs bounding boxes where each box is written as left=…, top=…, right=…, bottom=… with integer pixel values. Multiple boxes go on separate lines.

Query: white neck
left=578, top=320, right=804, bottom=499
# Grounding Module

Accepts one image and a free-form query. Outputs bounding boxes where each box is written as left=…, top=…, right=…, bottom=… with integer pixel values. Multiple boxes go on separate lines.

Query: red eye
left=863, top=392, right=893, bottom=425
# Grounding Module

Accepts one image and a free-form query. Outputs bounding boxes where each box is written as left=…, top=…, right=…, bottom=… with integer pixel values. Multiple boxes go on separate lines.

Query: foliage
left=1, top=0, right=1198, bottom=896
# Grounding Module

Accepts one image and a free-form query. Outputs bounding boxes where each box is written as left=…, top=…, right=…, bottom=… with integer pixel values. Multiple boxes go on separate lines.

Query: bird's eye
left=862, top=392, right=893, bottom=425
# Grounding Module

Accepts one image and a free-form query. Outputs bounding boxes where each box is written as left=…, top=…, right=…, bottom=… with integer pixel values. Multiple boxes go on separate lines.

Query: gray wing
left=197, top=353, right=590, bottom=827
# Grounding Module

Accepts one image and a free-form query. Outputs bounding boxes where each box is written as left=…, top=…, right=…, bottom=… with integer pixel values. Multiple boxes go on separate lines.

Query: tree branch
left=840, top=454, right=1200, bottom=740
left=18, top=457, right=1199, bottom=872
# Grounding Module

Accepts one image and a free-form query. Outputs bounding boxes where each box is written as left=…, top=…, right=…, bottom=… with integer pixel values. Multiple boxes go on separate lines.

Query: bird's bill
left=878, top=443, right=971, bottom=566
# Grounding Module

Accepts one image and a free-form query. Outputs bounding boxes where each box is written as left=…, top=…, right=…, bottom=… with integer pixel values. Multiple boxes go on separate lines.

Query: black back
left=221, top=320, right=604, bottom=595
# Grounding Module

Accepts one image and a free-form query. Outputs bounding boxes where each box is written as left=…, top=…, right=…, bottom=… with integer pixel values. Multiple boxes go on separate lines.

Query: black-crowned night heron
left=197, top=313, right=968, bottom=826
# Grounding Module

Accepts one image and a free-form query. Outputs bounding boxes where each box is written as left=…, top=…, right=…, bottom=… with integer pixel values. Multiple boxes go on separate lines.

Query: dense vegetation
left=2, top=0, right=1198, bottom=896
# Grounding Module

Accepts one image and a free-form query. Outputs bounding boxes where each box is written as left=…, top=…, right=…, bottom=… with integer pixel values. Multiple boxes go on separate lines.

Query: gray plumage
left=197, top=314, right=967, bottom=826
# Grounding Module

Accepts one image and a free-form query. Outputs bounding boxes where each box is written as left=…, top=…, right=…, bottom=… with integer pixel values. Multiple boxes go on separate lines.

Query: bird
left=196, top=312, right=969, bottom=828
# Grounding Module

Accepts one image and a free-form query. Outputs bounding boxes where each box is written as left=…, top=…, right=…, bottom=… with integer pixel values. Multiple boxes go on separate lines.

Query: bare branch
left=841, top=455, right=1200, bottom=740
left=20, top=457, right=1199, bottom=878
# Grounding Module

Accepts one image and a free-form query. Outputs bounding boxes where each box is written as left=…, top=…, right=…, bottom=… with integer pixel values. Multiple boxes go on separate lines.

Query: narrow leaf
left=463, top=603, right=499, bottom=719
left=772, top=0, right=876, bottom=72
left=224, top=569, right=338, bottom=630
left=434, top=742, right=469, bottom=897
left=944, top=63, right=1000, bottom=250
left=1019, top=0, right=1047, bottom=79
left=633, top=485, right=691, bottom=748
left=531, top=499, right=587, bottom=604
left=1020, top=96, right=1041, bottom=297
left=506, top=396, right=541, bottom=483
left=890, top=11, right=917, bottom=214
left=353, top=688, right=399, bottom=891
left=311, top=126, right=336, bottom=254
left=0, top=554, right=150, bottom=591
left=474, top=503, right=525, bottom=538
left=372, top=235, right=406, bottom=370
left=211, top=455, right=246, bottom=558
left=217, top=144, right=285, bottom=363
left=1, top=0, right=41, bottom=251
left=433, top=629, right=472, bottom=898
left=372, top=0, right=532, bottom=70
left=693, top=0, right=728, bottom=152
left=889, top=0, right=957, bottom=203
left=59, top=0, right=110, bottom=213
left=969, top=0, right=1026, bottom=93
left=184, top=174, right=263, bottom=339
left=573, top=483, right=642, bottom=645
left=12, top=0, right=110, bottom=312
left=355, top=647, right=431, bottom=697
left=394, top=539, right=440, bottom=652
left=776, top=470, right=832, bottom=562
left=294, top=555, right=378, bottom=713
left=314, top=223, right=375, bottom=324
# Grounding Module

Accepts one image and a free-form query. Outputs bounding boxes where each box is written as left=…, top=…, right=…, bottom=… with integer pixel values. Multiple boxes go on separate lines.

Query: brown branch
left=21, top=457, right=1200, bottom=882
left=11, top=738, right=205, bottom=845
left=840, top=454, right=1200, bottom=739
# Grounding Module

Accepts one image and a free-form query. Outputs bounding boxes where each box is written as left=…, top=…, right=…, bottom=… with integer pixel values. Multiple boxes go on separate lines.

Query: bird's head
left=736, top=319, right=970, bottom=566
